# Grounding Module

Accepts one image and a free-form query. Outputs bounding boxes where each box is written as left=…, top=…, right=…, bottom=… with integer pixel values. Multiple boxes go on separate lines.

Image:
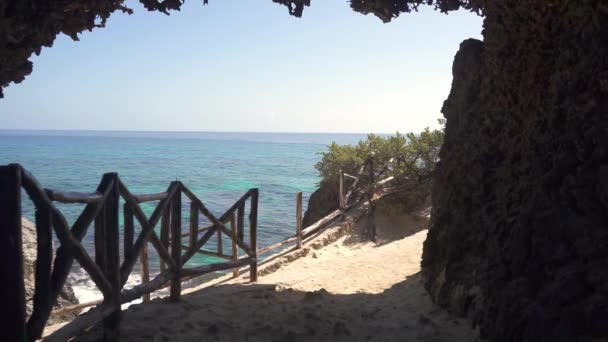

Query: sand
left=64, top=207, right=478, bottom=342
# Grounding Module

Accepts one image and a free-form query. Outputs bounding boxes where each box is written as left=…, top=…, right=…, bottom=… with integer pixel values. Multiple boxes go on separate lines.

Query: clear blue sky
left=0, top=1, right=482, bottom=133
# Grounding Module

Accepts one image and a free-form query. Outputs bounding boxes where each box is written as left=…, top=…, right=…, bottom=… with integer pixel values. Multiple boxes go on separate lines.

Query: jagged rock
left=22, top=218, right=80, bottom=326
left=302, top=180, right=340, bottom=228
left=423, top=3, right=608, bottom=341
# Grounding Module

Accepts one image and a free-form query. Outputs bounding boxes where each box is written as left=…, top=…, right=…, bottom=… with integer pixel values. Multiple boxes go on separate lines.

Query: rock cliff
left=302, top=180, right=340, bottom=228
left=423, top=2, right=608, bottom=341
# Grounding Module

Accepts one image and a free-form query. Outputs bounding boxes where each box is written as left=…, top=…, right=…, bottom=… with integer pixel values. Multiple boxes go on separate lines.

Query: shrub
left=315, top=121, right=445, bottom=210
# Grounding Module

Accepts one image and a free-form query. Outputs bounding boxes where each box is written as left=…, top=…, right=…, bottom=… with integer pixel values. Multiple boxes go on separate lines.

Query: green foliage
left=315, top=123, right=445, bottom=208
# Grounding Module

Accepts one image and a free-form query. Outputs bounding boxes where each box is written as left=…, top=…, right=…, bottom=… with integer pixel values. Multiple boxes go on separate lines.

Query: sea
left=0, top=130, right=369, bottom=303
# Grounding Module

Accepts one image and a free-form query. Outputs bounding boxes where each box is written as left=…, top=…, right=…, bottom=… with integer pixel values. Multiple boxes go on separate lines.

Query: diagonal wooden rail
left=0, top=157, right=395, bottom=342
left=0, top=164, right=258, bottom=342
left=255, top=157, right=397, bottom=258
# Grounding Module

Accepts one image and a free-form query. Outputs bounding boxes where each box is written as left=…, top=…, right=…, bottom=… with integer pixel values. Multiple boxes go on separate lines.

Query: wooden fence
left=0, top=158, right=391, bottom=341
left=0, top=164, right=258, bottom=342
left=256, top=157, right=389, bottom=257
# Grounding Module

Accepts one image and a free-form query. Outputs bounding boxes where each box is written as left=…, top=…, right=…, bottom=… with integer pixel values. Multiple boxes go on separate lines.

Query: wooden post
left=94, top=189, right=108, bottom=340
left=140, top=241, right=150, bottom=302
left=217, top=225, right=223, bottom=255
left=103, top=174, right=121, bottom=341
left=237, top=203, right=245, bottom=242
left=123, top=204, right=134, bottom=267
left=159, top=208, right=170, bottom=274
left=249, top=189, right=258, bottom=282
left=0, top=164, right=26, bottom=342
left=189, top=202, right=198, bottom=252
left=170, top=182, right=182, bottom=301
left=27, top=206, right=53, bottom=340
left=339, top=171, right=345, bottom=209
left=137, top=191, right=151, bottom=301
left=367, top=159, right=377, bottom=242
left=230, top=213, right=238, bottom=277
left=296, top=192, right=303, bottom=249
left=95, top=204, right=107, bottom=276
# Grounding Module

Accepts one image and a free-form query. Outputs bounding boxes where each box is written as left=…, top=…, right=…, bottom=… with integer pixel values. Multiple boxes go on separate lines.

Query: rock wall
left=422, top=2, right=608, bottom=341
left=22, top=218, right=80, bottom=325
left=302, top=181, right=340, bottom=227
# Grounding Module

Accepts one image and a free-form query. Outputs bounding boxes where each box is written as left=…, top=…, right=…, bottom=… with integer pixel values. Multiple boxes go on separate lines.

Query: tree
left=315, top=122, right=445, bottom=217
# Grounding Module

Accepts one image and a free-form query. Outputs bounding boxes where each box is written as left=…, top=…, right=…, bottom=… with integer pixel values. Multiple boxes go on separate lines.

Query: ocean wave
left=69, top=268, right=170, bottom=311
left=69, top=266, right=224, bottom=311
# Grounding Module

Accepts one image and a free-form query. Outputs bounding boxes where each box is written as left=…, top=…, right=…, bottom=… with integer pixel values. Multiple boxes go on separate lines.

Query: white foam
left=70, top=269, right=168, bottom=312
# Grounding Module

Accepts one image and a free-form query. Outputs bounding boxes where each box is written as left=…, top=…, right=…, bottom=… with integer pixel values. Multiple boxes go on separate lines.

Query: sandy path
left=70, top=212, right=477, bottom=342
left=259, top=229, right=428, bottom=295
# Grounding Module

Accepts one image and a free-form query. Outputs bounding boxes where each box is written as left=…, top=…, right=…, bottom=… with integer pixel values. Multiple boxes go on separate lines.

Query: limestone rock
left=302, top=180, right=340, bottom=228
left=22, top=218, right=80, bottom=326
left=422, top=3, right=608, bottom=341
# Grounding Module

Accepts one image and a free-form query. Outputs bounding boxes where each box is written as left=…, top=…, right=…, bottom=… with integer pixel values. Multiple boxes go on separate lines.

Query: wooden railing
left=0, top=164, right=258, bottom=342
left=256, top=157, right=391, bottom=257
left=0, top=158, right=395, bottom=341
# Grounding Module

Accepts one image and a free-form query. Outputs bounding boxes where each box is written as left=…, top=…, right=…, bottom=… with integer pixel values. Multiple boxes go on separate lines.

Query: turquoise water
left=0, top=130, right=367, bottom=271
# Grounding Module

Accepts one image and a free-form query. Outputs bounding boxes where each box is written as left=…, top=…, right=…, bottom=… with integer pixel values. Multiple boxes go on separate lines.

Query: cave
left=2, top=1, right=607, bottom=341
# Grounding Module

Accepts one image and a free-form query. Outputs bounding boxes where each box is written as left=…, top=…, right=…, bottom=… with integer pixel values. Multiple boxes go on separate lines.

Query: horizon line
left=0, top=128, right=402, bottom=135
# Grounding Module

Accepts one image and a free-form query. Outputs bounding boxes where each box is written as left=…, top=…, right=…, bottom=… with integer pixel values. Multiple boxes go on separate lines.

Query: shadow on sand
left=70, top=271, right=475, bottom=342
left=342, top=207, right=429, bottom=248
left=65, top=204, right=476, bottom=342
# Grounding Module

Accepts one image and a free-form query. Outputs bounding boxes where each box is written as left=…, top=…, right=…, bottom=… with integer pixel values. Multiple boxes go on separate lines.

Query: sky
left=0, top=1, right=483, bottom=134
